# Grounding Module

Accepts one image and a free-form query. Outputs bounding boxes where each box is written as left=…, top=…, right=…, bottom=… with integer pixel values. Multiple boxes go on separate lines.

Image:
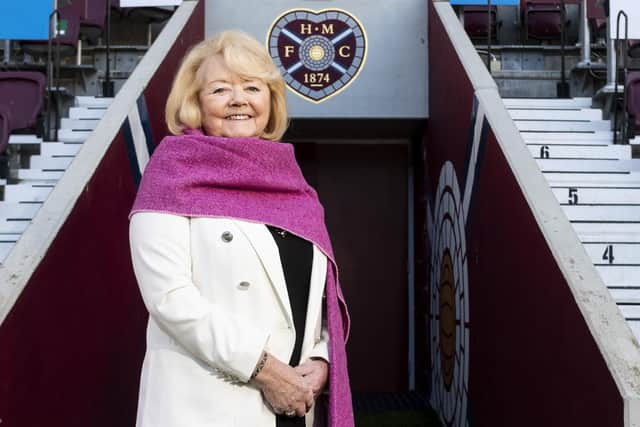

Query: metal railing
left=612, top=9, right=628, bottom=144
left=45, top=9, right=62, bottom=142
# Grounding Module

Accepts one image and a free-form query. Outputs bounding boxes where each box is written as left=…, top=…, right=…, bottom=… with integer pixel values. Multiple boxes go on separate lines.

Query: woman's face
left=198, top=55, right=271, bottom=138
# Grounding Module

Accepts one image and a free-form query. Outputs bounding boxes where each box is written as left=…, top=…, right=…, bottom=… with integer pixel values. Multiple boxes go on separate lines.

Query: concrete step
left=74, top=96, right=113, bottom=108
left=524, top=140, right=612, bottom=146
left=618, top=304, right=640, bottom=319
left=503, top=97, right=593, bottom=109
left=16, top=169, right=64, bottom=180
left=4, top=183, right=54, bottom=202
left=68, top=106, right=107, bottom=119
left=581, top=233, right=640, bottom=243
left=0, top=233, right=21, bottom=242
left=528, top=144, right=631, bottom=159
left=8, top=134, right=42, bottom=145
left=60, top=118, right=100, bottom=131
left=573, top=222, right=640, bottom=235
left=537, top=159, right=633, bottom=173
left=39, top=142, right=82, bottom=156
left=29, top=155, right=74, bottom=170
left=0, top=220, right=29, bottom=234
left=0, top=202, right=42, bottom=220
left=0, top=241, right=15, bottom=262
left=58, top=129, right=91, bottom=143
left=584, top=242, right=640, bottom=266
left=543, top=172, right=640, bottom=185
left=551, top=187, right=640, bottom=204
left=509, top=108, right=602, bottom=121
left=608, top=286, right=640, bottom=301
left=516, top=120, right=611, bottom=133
left=627, top=320, right=640, bottom=341
left=599, top=267, right=640, bottom=284
left=563, top=205, right=640, bottom=222
left=521, top=131, right=613, bottom=142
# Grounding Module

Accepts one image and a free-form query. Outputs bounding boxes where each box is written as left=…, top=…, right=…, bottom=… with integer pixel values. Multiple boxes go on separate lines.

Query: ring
left=285, top=410, right=296, bottom=417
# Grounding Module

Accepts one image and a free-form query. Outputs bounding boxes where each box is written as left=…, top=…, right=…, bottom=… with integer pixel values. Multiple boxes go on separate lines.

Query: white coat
left=129, top=212, right=329, bottom=427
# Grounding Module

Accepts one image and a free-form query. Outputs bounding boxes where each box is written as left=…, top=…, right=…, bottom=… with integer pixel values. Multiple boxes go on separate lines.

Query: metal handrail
left=45, top=9, right=62, bottom=142
left=103, top=0, right=114, bottom=97
left=558, top=0, right=570, bottom=98
left=486, top=0, right=492, bottom=71
left=612, top=9, right=628, bottom=145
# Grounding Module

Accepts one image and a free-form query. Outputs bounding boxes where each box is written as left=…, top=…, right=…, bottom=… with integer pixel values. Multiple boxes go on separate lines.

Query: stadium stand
left=0, top=72, right=46, bottom=147
left=522, top=0, right=565, bottom=42
left=463, top=6, right=500, bottom=42
left=626, top=71, right=640, bottom=135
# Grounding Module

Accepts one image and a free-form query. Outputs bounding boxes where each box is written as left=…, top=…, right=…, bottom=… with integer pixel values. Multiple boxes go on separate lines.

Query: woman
left=128, top=30, right=353, bottom=427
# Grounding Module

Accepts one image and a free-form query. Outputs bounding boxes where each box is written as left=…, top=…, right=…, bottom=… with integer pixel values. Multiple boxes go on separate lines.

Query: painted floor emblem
left=267, top=9, right=367, bottom=103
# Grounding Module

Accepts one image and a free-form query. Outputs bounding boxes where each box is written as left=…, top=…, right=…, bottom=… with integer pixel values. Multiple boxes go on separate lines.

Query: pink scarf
left=130, top=129, right=354, bottom=427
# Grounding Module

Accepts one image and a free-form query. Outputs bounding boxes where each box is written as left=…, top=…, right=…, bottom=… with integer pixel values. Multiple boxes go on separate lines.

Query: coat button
left=221, top=231, right=233, bottom=242
left=238, top=281, right=251, bottom=290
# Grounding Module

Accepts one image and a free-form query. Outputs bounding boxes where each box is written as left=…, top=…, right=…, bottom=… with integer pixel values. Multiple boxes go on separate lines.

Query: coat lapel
left=232, top=219, right=294, bottom=326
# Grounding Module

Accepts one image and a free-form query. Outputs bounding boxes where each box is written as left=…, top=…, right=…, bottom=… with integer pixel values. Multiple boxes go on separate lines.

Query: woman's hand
left=294, top=358, right=329, bottom=399
left=252, top=353, right=314, bottom=417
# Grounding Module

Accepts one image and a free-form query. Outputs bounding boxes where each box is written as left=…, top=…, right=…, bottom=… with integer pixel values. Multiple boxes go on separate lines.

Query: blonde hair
left=165, top=30, right=288, bottom=140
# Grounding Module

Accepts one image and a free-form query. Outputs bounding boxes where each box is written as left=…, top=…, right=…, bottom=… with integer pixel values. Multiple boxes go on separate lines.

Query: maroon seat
left=464, top=6, right=499, bottom=41
left=0, top=105, right=12, bottom=156
left=523, top=0, right=564, bottom=41
left=629, top=40, right=640, bottom=58
left=586, top=0, right=606, bottom=19
left=626, top=71, right=640, bottom=131
left=70, top=0, right=107, bottom=42
left=114, top=0, right=173, bottom=22
left=0, top=72, right=46, bottom=139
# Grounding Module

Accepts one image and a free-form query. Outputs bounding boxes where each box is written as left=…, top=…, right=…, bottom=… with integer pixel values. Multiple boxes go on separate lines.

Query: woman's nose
left=229, top=86, right=248, bottom=106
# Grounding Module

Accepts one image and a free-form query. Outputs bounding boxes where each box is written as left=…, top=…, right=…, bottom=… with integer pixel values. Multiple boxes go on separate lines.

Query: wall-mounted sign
left=266, top=9, right=367, bottom=104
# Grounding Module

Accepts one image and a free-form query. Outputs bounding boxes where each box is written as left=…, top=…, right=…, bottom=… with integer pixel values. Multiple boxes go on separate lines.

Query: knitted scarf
left=129, top=128, right=353, bottom=427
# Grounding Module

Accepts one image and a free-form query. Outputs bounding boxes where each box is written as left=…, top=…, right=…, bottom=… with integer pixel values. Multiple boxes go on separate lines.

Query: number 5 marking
left=568, top=188, right=579, bottom=205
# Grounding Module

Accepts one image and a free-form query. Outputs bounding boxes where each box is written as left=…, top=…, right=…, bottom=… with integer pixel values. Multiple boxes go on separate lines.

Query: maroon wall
left=0, top=2, right=204, bottom=426
left=426, top=1, right=623, bottom=426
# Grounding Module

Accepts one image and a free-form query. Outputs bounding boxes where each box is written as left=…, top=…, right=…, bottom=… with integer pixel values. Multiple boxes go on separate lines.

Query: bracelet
left=251, top=352, right=268, bottom=380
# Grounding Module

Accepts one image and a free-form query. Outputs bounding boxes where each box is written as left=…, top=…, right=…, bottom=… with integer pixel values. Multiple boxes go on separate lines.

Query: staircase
left=505, top=97, right=640, bottom=341
left=0, top=96, right=112, bottom=262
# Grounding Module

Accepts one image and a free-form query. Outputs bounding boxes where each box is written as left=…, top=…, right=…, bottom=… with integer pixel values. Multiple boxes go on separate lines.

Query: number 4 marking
left=602, top=245, right=614, bottom=264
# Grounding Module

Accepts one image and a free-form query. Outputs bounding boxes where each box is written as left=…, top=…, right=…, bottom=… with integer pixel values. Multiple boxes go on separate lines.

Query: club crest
left=266, top=8, right=367, bottom=103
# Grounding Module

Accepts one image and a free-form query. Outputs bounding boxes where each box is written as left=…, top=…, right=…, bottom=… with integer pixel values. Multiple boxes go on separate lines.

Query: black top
left=266, top=225, right=313, bottom=427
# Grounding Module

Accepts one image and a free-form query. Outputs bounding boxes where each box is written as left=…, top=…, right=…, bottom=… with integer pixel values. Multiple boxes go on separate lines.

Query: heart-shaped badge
left=267, top=8, right=368, bottom=104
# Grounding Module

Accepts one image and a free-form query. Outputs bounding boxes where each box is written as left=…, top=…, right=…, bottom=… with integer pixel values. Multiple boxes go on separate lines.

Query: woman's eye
left=246, top=86, right=260, bottom=92
left=211, top=87, right=226, bottom=94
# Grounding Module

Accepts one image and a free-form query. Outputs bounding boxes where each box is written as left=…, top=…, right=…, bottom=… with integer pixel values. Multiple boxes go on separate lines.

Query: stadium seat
left=629, top=40, right=640, bottom=58
left=463, top=6, right=500, bottom=42
left=71, top=0, right=107, bottom=43
left=0, top=72, right=46, bottom=139
left=626, top=71, right=640, bottom=133
left=0, top=105, right=11, bottom=156
left=522, top=0, right=564, bottom=42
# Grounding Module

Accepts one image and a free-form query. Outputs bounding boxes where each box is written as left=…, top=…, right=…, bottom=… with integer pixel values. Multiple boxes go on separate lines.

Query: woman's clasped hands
left=252, top=353, right=329, bottom=417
